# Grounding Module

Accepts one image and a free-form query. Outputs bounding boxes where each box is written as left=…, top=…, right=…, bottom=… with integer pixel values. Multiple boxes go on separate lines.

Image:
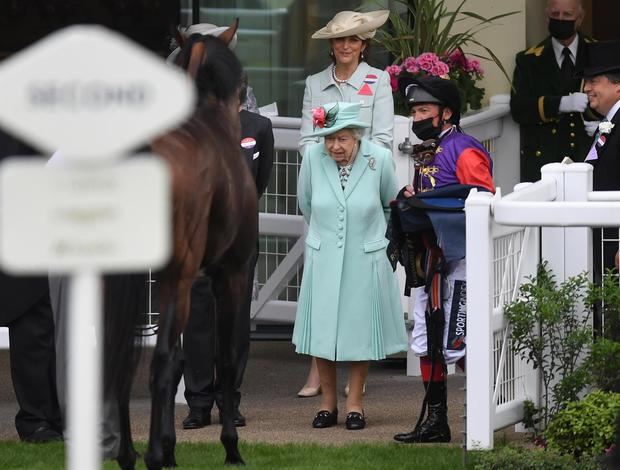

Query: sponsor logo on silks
left=364, top=74, right=378, bottom=84
left=358, top=83, right=373, bottom=96
left=447, top=280, right=467, bottom=351
left=241, top=137, right=256, bottom=149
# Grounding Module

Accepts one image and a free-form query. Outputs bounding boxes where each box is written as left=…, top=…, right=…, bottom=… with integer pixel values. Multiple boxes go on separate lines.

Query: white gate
left=466, top=162, right=620, bottom=450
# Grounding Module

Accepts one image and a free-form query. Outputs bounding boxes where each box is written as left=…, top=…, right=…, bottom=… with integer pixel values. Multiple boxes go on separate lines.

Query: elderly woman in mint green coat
left=297, top=9, right=395, bottom=399
left=292, top=102, right=407, bottom=431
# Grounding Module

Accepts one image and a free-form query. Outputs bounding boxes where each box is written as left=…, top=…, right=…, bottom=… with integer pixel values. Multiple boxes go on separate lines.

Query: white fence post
left=540, top=162, right=592, bottom=281
left=465, top=189, right=495, bottom=449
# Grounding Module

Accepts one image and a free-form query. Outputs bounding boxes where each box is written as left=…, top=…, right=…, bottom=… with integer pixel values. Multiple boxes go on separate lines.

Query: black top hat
left=576, top=40, right=620, bottom=78
left=397, top=75, right=461, bottom=125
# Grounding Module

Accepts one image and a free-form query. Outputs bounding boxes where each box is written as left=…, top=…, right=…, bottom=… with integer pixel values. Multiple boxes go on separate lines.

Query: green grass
left=0, top=441, right=468, bottom=469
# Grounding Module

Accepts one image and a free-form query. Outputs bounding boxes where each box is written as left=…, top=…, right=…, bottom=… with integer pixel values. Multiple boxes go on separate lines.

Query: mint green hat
left=309, top=101, right=369, bottom=137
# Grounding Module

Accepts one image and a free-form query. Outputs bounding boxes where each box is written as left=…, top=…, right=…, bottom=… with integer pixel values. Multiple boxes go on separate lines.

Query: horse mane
left=174, top=34, right=242, bottom=108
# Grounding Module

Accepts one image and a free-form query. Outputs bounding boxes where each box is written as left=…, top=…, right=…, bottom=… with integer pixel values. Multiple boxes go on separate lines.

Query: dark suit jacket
left=0, top=128, right=49, bottom=326
left=591, top=107, right=620, bottom=191
left=511, top=35, right=597, bottom=182
left=589, top=106, right=620, bottom=271
left=239, top=110, right=274, bottom=198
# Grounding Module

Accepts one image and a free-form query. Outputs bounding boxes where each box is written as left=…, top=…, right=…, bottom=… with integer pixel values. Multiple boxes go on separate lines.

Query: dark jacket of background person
left=239, top=109, right=274, bottom=197
left=182, top=108, right=274, bottom=424
left=511, top=35, right=596, bottom=182
left=0, top=127, right=62, bottom=442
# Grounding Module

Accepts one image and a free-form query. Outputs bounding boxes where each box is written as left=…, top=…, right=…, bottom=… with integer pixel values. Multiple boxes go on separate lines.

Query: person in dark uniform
left=0, top=128, right=62, bottom=443
left=181, top=74, right=274, bottom=429
left=510, top=0, right=598, bottom=182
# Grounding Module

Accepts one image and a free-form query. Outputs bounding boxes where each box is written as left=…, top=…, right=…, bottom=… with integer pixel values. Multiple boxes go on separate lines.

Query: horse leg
left=144, top=302, right=176, bottom=470
left=116, top=393, right=138, bottom=470
left=160, top=340, right=184, bottom=468
left=213, top=270, right=246, bottom=466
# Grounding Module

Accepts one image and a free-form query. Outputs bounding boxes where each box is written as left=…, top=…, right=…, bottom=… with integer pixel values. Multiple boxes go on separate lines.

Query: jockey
left=391, top=75, right=494, bottom=444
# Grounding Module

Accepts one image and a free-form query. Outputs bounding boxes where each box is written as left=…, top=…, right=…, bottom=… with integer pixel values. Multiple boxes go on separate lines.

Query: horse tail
left=103, top=273, right=149, bottom=403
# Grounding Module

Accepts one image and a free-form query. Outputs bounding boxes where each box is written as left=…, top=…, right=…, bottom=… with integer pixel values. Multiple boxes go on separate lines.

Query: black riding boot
left=394, top=380, right=451, bottom=443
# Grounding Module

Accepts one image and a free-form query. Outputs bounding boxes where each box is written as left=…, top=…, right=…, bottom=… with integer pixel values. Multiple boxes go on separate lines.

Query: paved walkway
left=0, top=341, right=495, bottom=447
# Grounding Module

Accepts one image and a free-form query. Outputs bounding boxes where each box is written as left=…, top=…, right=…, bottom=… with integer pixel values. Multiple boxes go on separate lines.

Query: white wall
left=444, top=0, right=527, bottom=104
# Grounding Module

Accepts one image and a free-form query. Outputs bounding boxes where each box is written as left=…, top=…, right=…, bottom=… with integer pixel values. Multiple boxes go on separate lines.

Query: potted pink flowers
left=374, top=0, right=517, bottom=116
left=385, top=49, right=485, bottom=116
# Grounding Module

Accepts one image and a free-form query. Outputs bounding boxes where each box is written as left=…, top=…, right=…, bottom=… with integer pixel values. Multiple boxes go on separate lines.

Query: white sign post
left=0, top=26, right=195, bottom=470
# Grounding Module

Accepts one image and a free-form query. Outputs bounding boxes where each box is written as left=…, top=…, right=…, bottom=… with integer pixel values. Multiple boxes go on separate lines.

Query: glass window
left=180, top=1, right=396, bottom=116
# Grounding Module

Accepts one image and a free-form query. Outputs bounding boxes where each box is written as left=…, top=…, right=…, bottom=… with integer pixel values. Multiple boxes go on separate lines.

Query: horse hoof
left=144, top=454, right=163, bottom=470
left=224, top=454, right=245, bottom=466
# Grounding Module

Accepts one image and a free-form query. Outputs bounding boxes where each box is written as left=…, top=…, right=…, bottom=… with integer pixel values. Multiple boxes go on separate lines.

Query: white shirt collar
left=551, top=34, right=579, bottom=68
left=439, top=125, right=456, bottom=138
left=605, top=100, right=620, bottom=122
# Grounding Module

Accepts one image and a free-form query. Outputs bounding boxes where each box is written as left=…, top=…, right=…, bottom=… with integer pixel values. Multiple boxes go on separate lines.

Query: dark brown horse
left=104, top=22, right=257, bottom=470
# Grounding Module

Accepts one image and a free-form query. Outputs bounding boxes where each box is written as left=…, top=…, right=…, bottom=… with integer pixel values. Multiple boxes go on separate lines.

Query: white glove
left=559, top=92, right=589, bottom=113
left=584, top=120, right=600, bottom=137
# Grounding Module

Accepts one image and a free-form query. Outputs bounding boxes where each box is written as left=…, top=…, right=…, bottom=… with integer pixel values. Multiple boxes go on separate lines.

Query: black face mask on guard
left=411, top=116, right=443, bottom=141
left=548, top=17, right=576, bottom=41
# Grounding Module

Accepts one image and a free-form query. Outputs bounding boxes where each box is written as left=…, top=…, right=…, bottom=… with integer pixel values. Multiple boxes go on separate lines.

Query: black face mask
left=411, top=116, right=442, bottom=141
left=548, top=17, right=576, bottom=41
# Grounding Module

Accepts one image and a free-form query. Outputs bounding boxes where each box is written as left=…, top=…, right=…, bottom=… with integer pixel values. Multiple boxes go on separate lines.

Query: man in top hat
left=582, top=40, right=620, bottom=192
left=580, top=39, right=620, bottom=329
left=510, top=0, right=598, bottom=183
left=580, top=38, right=620, bottom=465
left=392, top=75, right=493, bottom=444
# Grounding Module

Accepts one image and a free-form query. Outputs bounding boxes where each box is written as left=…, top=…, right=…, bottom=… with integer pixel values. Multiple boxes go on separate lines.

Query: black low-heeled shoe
left=312, top=408, right=338, bottom=428
left=345, top=411, right=366, bottom=430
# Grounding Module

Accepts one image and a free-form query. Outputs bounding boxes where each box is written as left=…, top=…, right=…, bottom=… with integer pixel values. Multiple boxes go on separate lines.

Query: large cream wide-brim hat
left=166, top=23, right=238, bottom=63
left=311, top=10, right=389, bottom=40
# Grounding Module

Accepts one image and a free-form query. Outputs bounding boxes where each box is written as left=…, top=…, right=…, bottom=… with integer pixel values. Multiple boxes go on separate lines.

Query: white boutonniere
left=599, top=121, right=615, bottom=135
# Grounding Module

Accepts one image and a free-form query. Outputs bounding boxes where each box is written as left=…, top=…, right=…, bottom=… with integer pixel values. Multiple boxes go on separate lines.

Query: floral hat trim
left=312, top=103, right=339, bottom=130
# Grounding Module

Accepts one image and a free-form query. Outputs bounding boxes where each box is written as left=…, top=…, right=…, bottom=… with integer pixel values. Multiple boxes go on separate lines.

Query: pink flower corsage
left=312, top=106, right=326, bottom=129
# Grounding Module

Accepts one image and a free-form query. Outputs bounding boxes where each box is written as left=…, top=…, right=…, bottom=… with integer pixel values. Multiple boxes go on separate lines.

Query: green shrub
left=545, top=390, right=620, bottom=458
left=503, top=263, right=593, bottom=433
left=471, top=446, right=600, bottom=469
left=586, top=338, right=620, bottom=392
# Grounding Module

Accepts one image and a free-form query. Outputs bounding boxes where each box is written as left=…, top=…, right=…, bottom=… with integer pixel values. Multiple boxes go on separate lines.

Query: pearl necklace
left=331, top=64, right=349, bottom=84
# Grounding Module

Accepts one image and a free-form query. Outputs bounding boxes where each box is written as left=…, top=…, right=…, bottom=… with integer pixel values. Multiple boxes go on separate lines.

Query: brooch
left=368, top=157, right=376, bottom=170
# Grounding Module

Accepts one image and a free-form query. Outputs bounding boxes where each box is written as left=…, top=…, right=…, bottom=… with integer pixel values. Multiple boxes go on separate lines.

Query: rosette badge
left=312, top=103, right=339, bottom=130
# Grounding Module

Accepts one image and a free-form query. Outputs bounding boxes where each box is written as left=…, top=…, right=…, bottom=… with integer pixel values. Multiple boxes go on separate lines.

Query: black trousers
left=8, top=291, right=62, bottom=439
left=182, top=252, right=256, bottom=411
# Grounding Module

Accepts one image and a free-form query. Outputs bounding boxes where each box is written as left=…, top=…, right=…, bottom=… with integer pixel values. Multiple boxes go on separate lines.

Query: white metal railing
left=466, top=162, right=620, bottom=450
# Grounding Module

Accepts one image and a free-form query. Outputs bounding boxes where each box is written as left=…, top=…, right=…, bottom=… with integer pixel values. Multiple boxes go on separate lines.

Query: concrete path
left=0, top=341, right=483, bottom=447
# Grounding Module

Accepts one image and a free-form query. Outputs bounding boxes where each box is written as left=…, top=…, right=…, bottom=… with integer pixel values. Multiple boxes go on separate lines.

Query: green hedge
left=472, top=446, right=600, bottom=469
left=544, top=390, right=620, bottom=458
